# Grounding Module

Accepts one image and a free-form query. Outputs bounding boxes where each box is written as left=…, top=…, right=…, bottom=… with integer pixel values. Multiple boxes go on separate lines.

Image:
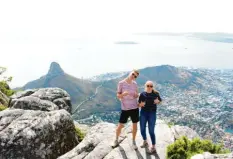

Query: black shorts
left=119, top=108, right=139, bottom=124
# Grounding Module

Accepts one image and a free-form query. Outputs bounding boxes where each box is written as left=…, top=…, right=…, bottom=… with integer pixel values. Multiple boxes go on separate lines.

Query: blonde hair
left=133, top=69, right=139, bottom=75
left=144, top=81, right=159, bottom=94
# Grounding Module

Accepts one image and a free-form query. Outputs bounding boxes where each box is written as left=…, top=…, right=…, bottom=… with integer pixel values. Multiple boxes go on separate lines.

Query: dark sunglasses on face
left=147, top=85, right=153, bottom=88
left=132, top=73, right=138, bottom=79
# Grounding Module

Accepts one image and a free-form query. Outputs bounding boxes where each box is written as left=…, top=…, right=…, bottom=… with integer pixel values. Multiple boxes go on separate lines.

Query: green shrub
left=0, top=67, right=15, bottom=97
left=167, top=136, right=230, bottom=159
left=75, top=126, right=86, bottom=142
left=0, top=104, right=7, bottom=111
left=0, top=81, right=15, bottom=97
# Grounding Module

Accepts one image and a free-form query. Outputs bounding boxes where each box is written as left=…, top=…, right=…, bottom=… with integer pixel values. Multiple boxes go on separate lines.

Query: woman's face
left=145, top=81, right=153, bottom=92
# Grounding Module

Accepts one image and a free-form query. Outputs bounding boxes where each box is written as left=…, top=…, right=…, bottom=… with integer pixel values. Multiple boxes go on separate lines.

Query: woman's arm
left=138, top=93, right=145, bottom=107
left=154, top=93, right=162, bottom=104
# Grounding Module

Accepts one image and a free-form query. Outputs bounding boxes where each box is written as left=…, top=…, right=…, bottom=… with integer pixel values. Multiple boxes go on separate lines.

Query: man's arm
left=117, top=82, right=127, bottom=100
left=117, top=93, right=123, bottom=99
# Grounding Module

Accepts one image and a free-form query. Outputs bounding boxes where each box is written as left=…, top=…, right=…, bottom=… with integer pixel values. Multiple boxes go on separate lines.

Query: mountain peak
left=47, top=62, right=64, bottom=77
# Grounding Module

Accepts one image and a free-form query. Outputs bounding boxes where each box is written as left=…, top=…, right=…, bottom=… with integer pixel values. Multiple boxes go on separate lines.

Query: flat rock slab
left=60, top=120, right=182, bottom=159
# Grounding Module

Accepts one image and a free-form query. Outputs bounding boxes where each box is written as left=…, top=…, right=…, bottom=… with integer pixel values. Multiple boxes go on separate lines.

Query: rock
left=0, top=108, right=78, bottom=159
left=74, top=121, right=90, bottom=134
left=171, top=125, right=200, bottom=140
left=191, top=154, right=205, bottom=159
left=10, top=88, right=72, bottom=113
left=191, top=152, right=233, bottom=159
left=10, top=89, right=36, bottom=99
left=9, top=96, right=60, bottom=111
left=58, top=122, right=117, bottom=159
left=0, top=91, right=9, bottom=106
left=59, top=120, right=175, bottom=159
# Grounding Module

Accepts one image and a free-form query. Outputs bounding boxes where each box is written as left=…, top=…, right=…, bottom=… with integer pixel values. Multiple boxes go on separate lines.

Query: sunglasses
left=147, top=85, right=153, bottom=88
left=132, top=73, right=138, bottom=79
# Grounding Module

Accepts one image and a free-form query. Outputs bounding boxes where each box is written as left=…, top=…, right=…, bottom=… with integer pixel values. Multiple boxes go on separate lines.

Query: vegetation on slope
left=75, top=126, right=86, bottom=142
left=167, top=136, right=230, bottom=159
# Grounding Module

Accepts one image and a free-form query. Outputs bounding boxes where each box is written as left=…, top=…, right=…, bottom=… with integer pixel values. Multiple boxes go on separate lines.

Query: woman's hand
left=154, top=98, right=160, bottom=104
left=139, top=101, right=145, bottom=107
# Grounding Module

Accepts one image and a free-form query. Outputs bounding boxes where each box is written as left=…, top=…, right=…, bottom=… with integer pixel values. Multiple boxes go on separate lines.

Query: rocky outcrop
left=191, top=152, right=233, bottom=159
left=10, top=88, right=72, bottom=113
left=0, top=108, right=78, bottom=159
left=0, top=91, right=9, bottom=106
left=171, top=125, right=200, bottom=140
left=59, top=120, right=199, bottom=159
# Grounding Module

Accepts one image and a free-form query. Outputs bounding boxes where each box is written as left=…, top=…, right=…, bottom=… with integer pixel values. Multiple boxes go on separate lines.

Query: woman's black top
left=138, top=91, right=162, bottom=112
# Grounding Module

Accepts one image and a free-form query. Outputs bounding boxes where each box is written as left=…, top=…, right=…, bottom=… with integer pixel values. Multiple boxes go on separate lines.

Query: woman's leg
left=140, top=110, right=147, bottom=141
left=148, top=111, right=156, bottom=147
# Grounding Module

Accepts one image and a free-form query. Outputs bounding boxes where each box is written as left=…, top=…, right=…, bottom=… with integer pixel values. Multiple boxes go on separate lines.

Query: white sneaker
left=132, top=141, right=138, bottom=150
left=112, top=139, right=119, bottom=148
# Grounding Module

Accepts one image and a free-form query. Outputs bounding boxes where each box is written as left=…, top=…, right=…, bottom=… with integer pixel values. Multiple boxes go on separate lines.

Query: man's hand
left=117, top=91, right=129, bottom=99
left=133, top=92, right=139, bottom=98
left=122, top=91, right=129, bottom=96
left=139, top=102, right=145, bottom=107
left=154, top=98, right=160, bottom=104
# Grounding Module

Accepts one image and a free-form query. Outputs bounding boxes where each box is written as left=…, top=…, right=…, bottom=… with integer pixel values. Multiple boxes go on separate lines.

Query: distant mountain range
left=21, top=62, right=99, bottom=104
left=20, top=62, right=206, bottom=119
left=136, top=32, right=233, bottom=43
left=88, top=71, right=128, bottom=82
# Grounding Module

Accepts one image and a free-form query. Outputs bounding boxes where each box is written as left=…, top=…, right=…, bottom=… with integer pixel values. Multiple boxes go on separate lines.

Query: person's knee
left=132, top=123, right=137, bottom=131
left=117, top=123, right=124, bottom=130
left=149, top=131, right=155, bottom=136
left=149, top=128, right=155, bottom=135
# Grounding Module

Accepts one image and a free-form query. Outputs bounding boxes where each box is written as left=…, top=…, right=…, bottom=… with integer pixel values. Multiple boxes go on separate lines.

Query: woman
left=138, top=81, right=162, bottom=153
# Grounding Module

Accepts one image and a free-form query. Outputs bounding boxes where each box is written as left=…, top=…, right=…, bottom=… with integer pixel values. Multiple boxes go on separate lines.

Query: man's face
left=129, top=71, right=138, bottom=80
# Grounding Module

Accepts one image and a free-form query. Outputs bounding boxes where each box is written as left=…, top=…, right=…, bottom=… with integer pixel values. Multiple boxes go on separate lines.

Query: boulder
left=191, top=152, right=233, bottom=159
left=10, top=88, right=72, bottom=113
left=171, top=125, right=200, bottom=140
left=0, top=109, right=78, bottom=159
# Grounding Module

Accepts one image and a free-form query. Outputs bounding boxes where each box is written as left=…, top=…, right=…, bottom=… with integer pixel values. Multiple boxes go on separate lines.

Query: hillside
left=73, top=65, right=205, bottom=119
left=21, top=62, right=99, bottom=106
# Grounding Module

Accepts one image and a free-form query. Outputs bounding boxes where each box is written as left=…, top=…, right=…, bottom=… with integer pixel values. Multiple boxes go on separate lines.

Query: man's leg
left=132, top=122, right=137, bottom=141
left=116, top=123, right=124, bottom=140
left=112, top=110, right=128, bottom=147
left=130, top=108, right=139, bottom=149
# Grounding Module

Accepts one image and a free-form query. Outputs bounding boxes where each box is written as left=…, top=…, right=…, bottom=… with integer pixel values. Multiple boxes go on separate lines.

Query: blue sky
left=0, top=0, right=233, bottom=87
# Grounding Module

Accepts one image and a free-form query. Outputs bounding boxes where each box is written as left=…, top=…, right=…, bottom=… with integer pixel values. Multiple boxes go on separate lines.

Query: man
left=112, top=70, right=140, bottom=149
